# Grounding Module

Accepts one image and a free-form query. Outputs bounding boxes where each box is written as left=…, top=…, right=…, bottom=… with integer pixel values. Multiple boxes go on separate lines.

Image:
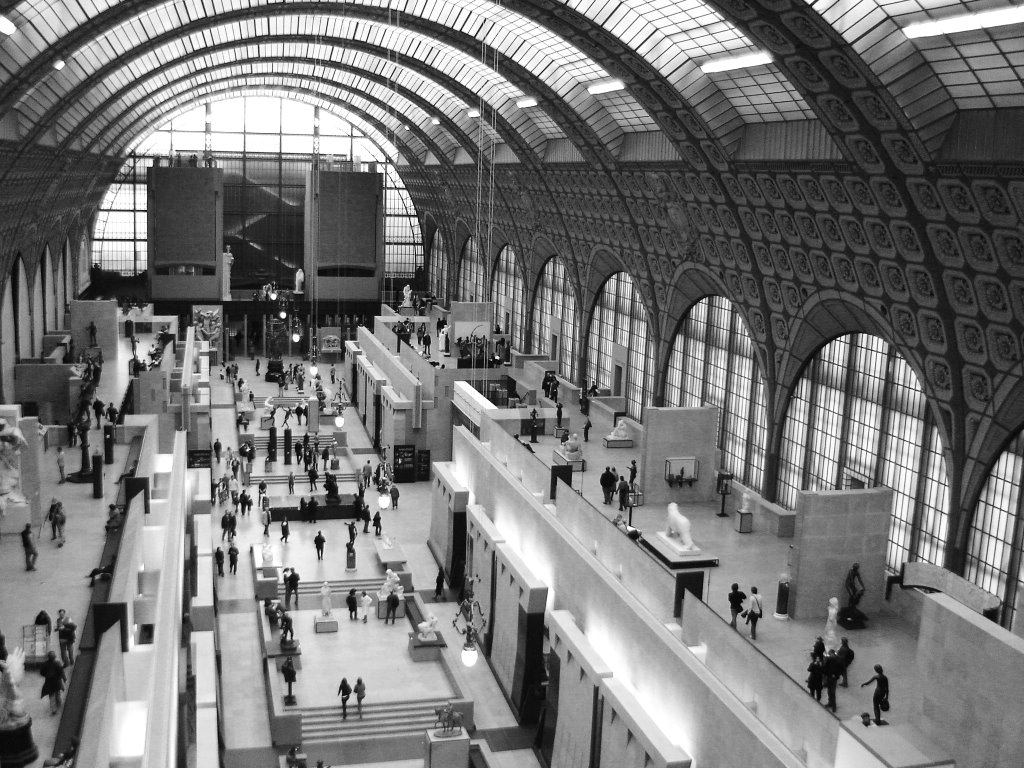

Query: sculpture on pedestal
left=562, top=433, right=583, bottom=461
left=432, top=703, right=464, bottom=737
left=0, top=419, right=28, bottom=503
left=261, top=542, right=273, bottom=566
left=294, top=269, right=305, bottom=294
left=0, top=647, right=39, bottom=766
left=839, top=562, right=869, bottom=629
left=665, top=503, right=698, bottom=551
left=400, top=284, right=413, bottom=307
left=377, top=568, right=404, bottom=601
left=608, top=419, right=629, bottom=440
left=824, top=597, right=840, bottom=651
left=320, top=582, right=334, bottom=617
left=417, top=614, right=440, bottom=641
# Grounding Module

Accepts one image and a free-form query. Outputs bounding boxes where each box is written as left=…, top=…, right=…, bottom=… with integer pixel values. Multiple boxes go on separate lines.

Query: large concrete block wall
left=641, top=406, right=720, bottom=505
left=70, top=299, right=119, bottom=357
left=599, top=677, right=691, bottom=768
left=790, top=488, right=892, bottom=620
left=445, top=426, right=809, bottom=768
left=911, top=592, right=1024, bottom=768
left=547, top=610, right=613, bottom=768
left=427, top=461, right=468, bottom=577
left=14, top=363, right=78, bottom=423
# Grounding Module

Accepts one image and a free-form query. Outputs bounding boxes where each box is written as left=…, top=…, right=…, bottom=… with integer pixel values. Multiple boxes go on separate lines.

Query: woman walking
left=354, top=677, right=366, bottom=718
left=338, top=677, right=352, bottom=719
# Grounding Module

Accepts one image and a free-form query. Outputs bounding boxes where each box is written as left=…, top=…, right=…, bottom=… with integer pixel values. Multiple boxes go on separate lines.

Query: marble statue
left=377, top=568, right=404, bottom=600
left=417, top=614, right=440, bottom=641
left=400, top=284, right=413, bottom=307
left=261, top=542, right=274, bottom=566
left=665, top=503, right=697, bottom=550
left=608, top=419, right=629, bottom=440
left=295, top=268, right=305, bottom=294
left=563, top=433, right=583, bottom=461
left=824, top=596, right=840, bottom=651
left=0, top=647, right=29, bottom=727
left=320, top=582, right=334, bottom=617
left=0, top=419, right=28, bottom=502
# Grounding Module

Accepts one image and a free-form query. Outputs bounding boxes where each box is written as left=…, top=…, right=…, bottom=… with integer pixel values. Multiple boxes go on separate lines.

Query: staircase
left=299, top=698, right=451, bottom=746
left=246, top=470, right=358, bottom=486
left=277, top=577, right=381, bottom=603
left=242, top=434, right=337, bottom=451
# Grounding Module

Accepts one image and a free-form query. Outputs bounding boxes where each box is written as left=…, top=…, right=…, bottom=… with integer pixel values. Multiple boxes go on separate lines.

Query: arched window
left=777, top=334, right=950, bottom=572
left=531, top=257, right=578, bottom=382
left=965, top=435, right=1024, bottom=629
left=665, top=296, right=768, bottom=491
left=0, top=276, right=14, bottom=402
left=429, top=229, right=449, bottom=303
left=490, top=246, right=525, bottom=348
left=585, top=273, right=653, bottom=421
left=457, top=237, right=486, bottom=302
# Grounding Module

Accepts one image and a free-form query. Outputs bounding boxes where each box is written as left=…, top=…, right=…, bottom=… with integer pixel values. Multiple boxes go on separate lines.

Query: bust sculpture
left=417, top=614, right=440, bottom=641
left=320, top=582, right=334, bottom=617
left=608, top=419, right=629, bottom=440
left=665, top=503, right=697, bottom=550
left=563, top=433, right=583, bottom=461
left=400, top=284, right=413, bottom=307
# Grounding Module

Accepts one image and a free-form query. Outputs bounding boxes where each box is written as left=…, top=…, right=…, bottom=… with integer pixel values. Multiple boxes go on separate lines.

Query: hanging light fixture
left=279, top=309, right=287, bottom=320
left=378, top=491, right=391, bottom=510
left=335, top=414, right=345, bottom=428
left=310, top=363, right=319, bottom=376
left=452, top=586, right=487, bottom=667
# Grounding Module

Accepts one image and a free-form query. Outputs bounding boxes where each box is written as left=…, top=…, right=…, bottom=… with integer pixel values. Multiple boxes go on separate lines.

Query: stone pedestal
left=314, top=615, right=339, bottom=633
left=0, top=719, right=39, bottom=767
left=408, top=632, right=447, bottom=661
left=424, top=729, right=470, bottom=768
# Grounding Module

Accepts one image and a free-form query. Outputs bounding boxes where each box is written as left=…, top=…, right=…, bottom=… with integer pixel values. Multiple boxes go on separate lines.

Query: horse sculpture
left=432, top=702, right=464, bottom=736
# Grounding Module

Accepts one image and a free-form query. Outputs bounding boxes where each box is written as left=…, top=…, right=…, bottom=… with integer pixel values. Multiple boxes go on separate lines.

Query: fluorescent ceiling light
left=0, top=16, right=15, bottom=36
left=515, top=97, right=537, bottom=109
left=700, top=51, right=773, bottom=74
left=587, top=79, right=625, bottom=95
left=904, top=6, right=1024, bottom=38
left=467, top=109, right=480, bottom=118
left=53, top=58, right=66, bottom=71
left=430, top=117, right=440, bottom=125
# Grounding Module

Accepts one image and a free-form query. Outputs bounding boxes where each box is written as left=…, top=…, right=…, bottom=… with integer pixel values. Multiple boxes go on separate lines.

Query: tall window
left=92, top=96, right=421, bottom=278
left=429, top=229, right=449, bottom=302
left=965, top=435, right=1024, bottom=629
left=777, top=334, right=949, bottom=572
left=531, top=257, right=578, bottom=382
left=585, top=273, right=653, bottom=421
left=457, top=237, right=486, bottom=302
left=491, top=246, right=525, bottom=348
left=665, top=296, right=768, bottom=491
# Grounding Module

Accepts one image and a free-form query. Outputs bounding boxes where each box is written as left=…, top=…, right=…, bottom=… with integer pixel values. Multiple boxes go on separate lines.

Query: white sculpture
left=261, top=542, right=273, bottom=566
left=295, top=268, right=305, bottom=293
left=0, top=647, right=29, bottom=727
left=0, top=419, right=28, bottom=501
left=665, top=503, right=697, bottom=550
left=377, top=568, right=404, bottom=600
left=824, top=596, right=840, bottom=651
left=400, top=284, right=413, bottom=307
left=563, top=433, right=583, bottom=461
left=320, top=582, right=334, bottom=616
left=608, top=419, right=629, bottom=440
left=417, top=614, right=440, bottom=641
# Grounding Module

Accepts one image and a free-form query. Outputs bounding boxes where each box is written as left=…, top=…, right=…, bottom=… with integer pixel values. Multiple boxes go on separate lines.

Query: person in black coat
left=806, top=655, right=824, bottom=702
left=214, top=547, right=225, bottom=576
left=338, top=677, right=352, bottom=719
left=861, top=665, right=890, bottom=724
left=346, top=589, right=358, bottom=620
left=39, top=650, right=66, bottom=713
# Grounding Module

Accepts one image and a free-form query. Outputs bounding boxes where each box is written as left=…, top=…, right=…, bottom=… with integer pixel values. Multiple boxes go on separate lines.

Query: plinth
left=315, top=615, right=339, bottom=633
left=424, top=728, right=470, bottom=768
left=0, top=719, right=39, bottom=767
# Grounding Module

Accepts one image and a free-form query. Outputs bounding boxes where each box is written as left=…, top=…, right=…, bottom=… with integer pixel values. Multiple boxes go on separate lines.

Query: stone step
left=299, top=699, right=450, bottom=742
left=246, top=472, right=358, bottom=484
left=277, top=578, right=382, bottom=597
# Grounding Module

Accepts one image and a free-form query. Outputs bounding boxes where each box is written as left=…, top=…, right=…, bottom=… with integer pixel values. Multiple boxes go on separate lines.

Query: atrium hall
left=0, top=1, right=1023, bottom=768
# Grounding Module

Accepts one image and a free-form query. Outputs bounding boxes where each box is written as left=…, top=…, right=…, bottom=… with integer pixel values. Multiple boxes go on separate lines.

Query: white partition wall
left=547, top=610, right=613, bottom=768
left=597, top=677, right=691, bottom=768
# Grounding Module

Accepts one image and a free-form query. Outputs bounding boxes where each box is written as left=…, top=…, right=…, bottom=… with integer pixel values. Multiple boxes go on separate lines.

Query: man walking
left=314, top=530, right=326, bottom=560
left=308, top=466, right=318, bottom=491
left=21, top=523, right=38, bottom=571
left=228, top=543, right=239, bottom=575
left=600, top=467, right=616, bottom=505
left=728, top=583, right=746, bottom=629
left=57, top=610, right=77, bottom=667
left=215, top=547, right=225, bottom=576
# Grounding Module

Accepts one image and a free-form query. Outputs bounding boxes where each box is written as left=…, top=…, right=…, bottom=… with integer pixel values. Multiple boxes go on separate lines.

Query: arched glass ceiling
left=25, top=18, right=566, bottom=156
left=73, top=48, right=507, bottom=158
left=125, top=87, right=420, bottom=162
left=9, top=3, right=648, bottom=152
left=87, top=63, right=462, bottom=158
